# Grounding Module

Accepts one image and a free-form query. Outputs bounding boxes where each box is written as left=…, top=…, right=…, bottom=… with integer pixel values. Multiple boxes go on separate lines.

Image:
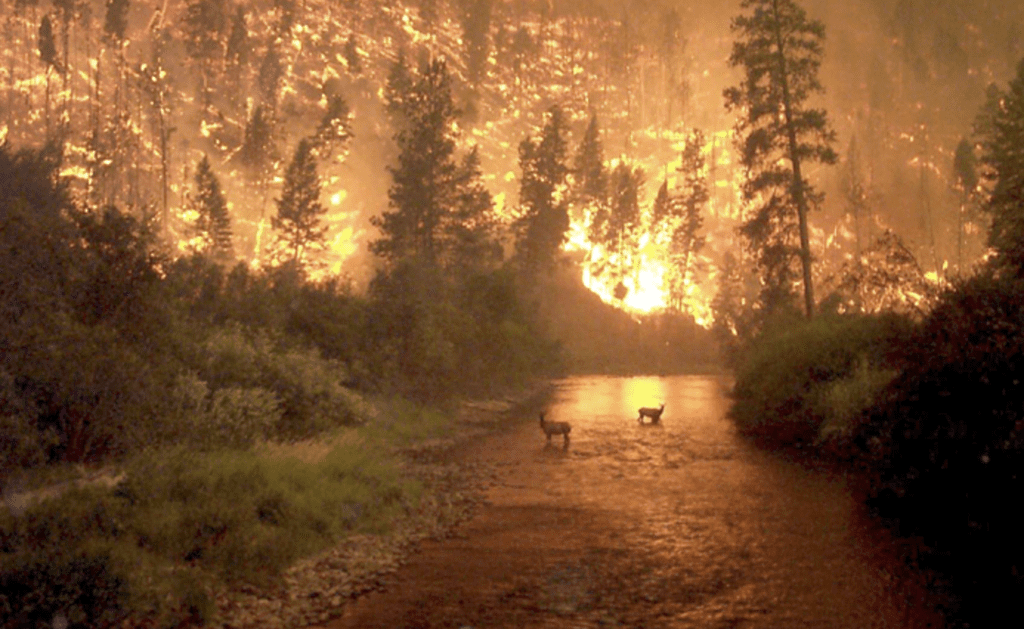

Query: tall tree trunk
left=773, top=0, right=815, bottom=318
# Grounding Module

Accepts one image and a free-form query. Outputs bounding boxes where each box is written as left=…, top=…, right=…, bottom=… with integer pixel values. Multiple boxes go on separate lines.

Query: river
left=322, top=375, right=944, bottom=628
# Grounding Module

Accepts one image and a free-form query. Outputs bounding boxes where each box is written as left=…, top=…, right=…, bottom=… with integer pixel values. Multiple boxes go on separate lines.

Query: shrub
left=730, top=311, right=913, bottom=444
left=196, top=325, right=357, bottom=441
left=858, top=271, right=1024, bottom=624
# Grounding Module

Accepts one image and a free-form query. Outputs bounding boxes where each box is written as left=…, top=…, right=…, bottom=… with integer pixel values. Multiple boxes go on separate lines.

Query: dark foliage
left=860, top=271, right=1024, bottom=622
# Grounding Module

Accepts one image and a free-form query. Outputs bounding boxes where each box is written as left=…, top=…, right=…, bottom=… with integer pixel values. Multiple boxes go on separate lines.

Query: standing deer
left=539, top=412, right=571, bottom=446
left=638, top=403, right=665, bottom=424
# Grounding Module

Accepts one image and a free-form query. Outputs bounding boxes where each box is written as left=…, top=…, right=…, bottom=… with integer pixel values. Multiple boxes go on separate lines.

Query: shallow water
left=325, top=375, right=943, bottom=628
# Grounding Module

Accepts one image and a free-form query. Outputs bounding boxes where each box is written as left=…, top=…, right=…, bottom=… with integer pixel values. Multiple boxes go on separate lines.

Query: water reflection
left=532, top=375, right=936, bottom=628
left=332, top=375, right=942, bottom=629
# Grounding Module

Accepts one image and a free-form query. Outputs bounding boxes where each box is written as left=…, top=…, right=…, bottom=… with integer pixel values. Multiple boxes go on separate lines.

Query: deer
left=539, top=412, right=571, bottom=446
left=637, top=403, right=665, bottom=424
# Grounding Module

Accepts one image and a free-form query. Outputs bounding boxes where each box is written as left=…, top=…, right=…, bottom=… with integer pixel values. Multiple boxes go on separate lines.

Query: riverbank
left=0, top=383, right=553, bottom=629
left=204, top=384, right=553, bottom=628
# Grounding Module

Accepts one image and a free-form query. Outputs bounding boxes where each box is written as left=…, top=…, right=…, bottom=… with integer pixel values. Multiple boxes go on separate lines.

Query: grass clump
left=0, top=438, right=421, bottom=627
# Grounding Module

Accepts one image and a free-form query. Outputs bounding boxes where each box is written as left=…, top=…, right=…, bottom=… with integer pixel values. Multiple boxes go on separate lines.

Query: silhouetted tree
left=38, top=15, right=60, bottom=140
left=384, top=49, right=414, bottom=124
left=272, top=138, right=328, bottom=266
left=224, top=5, right=249, bottom=109
left=953, top=137, right=979, bottom=271
left=514, top=105, right=570, bottom=277
left=666, top=129, right=708, bottom=311
left=182, top=0, right=228, bottom=112
left=461, top=0, right=493, bottom=86
left=602, top=161, right=644, bottom=299
left=447, top=146, right=501, bottom=275
left=840, top=136, right=871, bottom=258
left=343, top=33, right=362, bottom=74
left=372, top=58, right=461, bottom=268
left=976, top=59, right=1024, bottom=274
left=724, top=0, right=838, bottom=318
left=572, top=114, right=608, bottom=208
left=188, top=155, right=233, bottom=263
left=311, top=94, right=353, bottom=162
left=258, top=45, right=283, bottom=112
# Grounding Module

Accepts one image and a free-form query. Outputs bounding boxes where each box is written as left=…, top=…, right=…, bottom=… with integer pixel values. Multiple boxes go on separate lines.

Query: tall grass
left=0, top=432, right=422, bottom=628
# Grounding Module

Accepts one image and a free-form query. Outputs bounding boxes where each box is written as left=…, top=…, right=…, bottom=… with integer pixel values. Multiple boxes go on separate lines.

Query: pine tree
left=189, top=155, right=234, bottom=262
left=724, top=0, right=838, bottom=318
left=38, top=15, right=60, bottom=141
left=953, top=137, right=979, bottom=270
left=461, top=0, right=493, bottom=86
left=272, top=138, right=328, bottom=266
left=183, top=0, right=228, bottom=112
left=344, top=33, right=362, bottom=75
left=225, top=5, right=249, bottom=68
left=840, top=136, right=871, bottom=258
left=976, top=59, right=1024, bottom=274
left=103, top=0, right=129, bottom=45
left=372, top=58, right=461, bottom=268
left=384, top=49, right=414, bottom=123
left=666, top=129, right=708, bottom=310
left=238, top=105, right=277, bottom=182
left=605, top=161, right=644, bottom=297
left=224, top=5, right=249, bottom=112
left=311, top=94, right=353, bottom=161
left=447, top=146, right=501, bottom=275
left=258, top=45, right=283, bottom=112
left=572, top=114, right=608, bottom=207
left=514, top=105, right=570, bottom=277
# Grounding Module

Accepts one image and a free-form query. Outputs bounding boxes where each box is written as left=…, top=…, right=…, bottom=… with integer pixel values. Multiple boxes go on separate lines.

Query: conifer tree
left=188, top=155, right=234, bottom=263
left=953, top=137, right=979, bottom=270
left=344, top=34, right=362, bottom=75
left=514, top=105, right=570, bottom=277
left=461, top=0, right=493, bottom=86
left=183, top=0, right=228, bottom=112
left=225, top=5, right=249, bottom=68
left=224, top=4, right=249, bottom=110
left=238, top=104, right=277, bottom=182
left=447, top=145, right=501, bottom=274
left=604, top=161, right=644, bottom=295
left=272, top=138, right=328, bottom=266
left=258, top=45, right=283, bottom=112
left=384, top=49, right=414, bottom=123
left=840, top=136, right=870, bottom=258
left=724, top=0, right=838, bottom=318
left=311, top=94, right=353, bottom=161
left=976, top=59, right=1024, bottom=274
left=38, top=15, right=60, bottom=140
left=372, top=58, right=461, bottom=268
left=666, top=129, right=708, bottom=310
left=572, top=114, right=608, bottom=208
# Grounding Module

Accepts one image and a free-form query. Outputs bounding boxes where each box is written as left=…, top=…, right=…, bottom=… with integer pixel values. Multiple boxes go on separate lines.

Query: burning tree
left=724, top=0, right=838, bottom=319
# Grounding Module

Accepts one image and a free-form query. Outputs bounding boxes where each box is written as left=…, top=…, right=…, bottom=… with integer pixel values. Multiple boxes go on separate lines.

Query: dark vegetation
left=0, top=139, right=558, bottom=626
left=726, top=58, right=1024, bottom=628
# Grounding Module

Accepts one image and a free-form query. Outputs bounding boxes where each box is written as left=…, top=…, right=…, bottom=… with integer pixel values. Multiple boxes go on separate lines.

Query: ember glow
left=0, top=0, right=1007, bottom=329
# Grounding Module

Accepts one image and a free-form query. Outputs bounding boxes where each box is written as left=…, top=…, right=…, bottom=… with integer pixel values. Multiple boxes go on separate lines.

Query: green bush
left=0, top=441, right=422, bottom=627
left=730, top=312, right=913, bottom=444
left=196, top=325, right=357, bottom=441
